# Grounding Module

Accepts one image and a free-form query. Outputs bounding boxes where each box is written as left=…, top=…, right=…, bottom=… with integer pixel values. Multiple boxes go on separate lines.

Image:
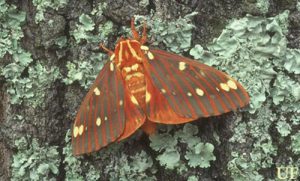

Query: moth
left=72, top=19, right=250, bottom=155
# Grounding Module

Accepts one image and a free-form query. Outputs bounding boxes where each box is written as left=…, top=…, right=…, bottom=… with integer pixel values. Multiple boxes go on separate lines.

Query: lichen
left=72, top=14, right=96, bottom=44
left=63, top=2, right=113, bottom=88
left=1, top=1, right=60, bottom=106
left=11, top=137, right=60, bottom=181
left=276, top=119, right=292, bottom=137
left=256, top=0, right=270, bottom=14
left=63, top=130, right=100, bottom=181
left=150, top=124, right=216, bottom=173
left=32, top=0, right=68, bottom=23
left=291, top=131, right=300, bottom=155
left=105, top=150, right=156, bottom=180
left=189, top=10, right=299, bottom=180
left=135, top=12, right=197, bottom=54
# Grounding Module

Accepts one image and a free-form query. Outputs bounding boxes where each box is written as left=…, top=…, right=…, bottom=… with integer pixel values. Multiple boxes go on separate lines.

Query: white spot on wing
left=78, top=125, right=84, bottom=136
left=147, top=51, right=154, bottom=60
left=195, top=88, right=204, bottom=96
left=146, top=91, right=151, bottom=103
left=187, top=92, right=192, bottom=97
left=96, top=117, right=101, bottom=126
left=94, top=87, right=101, bottom=96
left=119, top=100, right=123, bottom=106
left=161, top=89, right=166, bottom=93
left=130, top=95, right=139, bottom=105
left=220, top=83, right=230, bottom=92
left=179, top=62, right=186, bottom=71
left=227, top=80, right=237, bottom=90
left=110, top=62, right=114, bottom=71
left=141, top=45, right=149, bottom=51
left=73, top=126, right=79, bottom=138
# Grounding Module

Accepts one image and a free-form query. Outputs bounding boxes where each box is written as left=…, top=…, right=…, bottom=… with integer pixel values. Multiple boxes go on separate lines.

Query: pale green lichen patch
left=11, top=137, right=60, bottom=181
left=1, top=1, right=60, bottom=106
left=256, top=0, right=270, bottom=14
left=228, top=103, right=277, bottom=180
left=190, top=10, right=299, bottom=180
left=291, top=131, right=300, bottom=154
left=271, top=73, right=300, bottom=112
left=105, top=151, right=156, bottom=180
left=0, top=0, right=26, bottom=57
left=189, top=10, right=296, bottom=114
left=63, top=130, right=100, bottom=181
left=63, top=2, right=114, bottom=88
left=72, top=14, right=96, bottom=44
left=276, top=120, right=292, bottom=137
left=62, top=52, right=106, bottom=89
left=185, top=142, right=215, bottom=168
left=150, top=124, right=216, bottom=172
left=32, top=0, right=68, bottom=23
left=3, top=61, right=60, bottom=106
left=135, top=12, right=197, bottom=54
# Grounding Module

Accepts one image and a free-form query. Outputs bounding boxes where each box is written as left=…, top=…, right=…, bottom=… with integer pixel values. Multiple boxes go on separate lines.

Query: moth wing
left=143, top=49, right=250, bottom=124
left=72, top=61, right=145, bottom=155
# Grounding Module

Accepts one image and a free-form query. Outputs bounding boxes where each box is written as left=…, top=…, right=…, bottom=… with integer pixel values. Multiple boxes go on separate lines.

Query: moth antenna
left=140, top=20, right=147, bottom=44
left=131, top=17, right=140, bottom=40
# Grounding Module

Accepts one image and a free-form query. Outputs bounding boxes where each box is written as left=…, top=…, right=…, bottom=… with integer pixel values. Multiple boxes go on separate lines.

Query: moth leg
left=131, top=18, right=140, bottom=40
left=140, top=21, right=147, bottom=44
left=99, top=43, right=114, bottom=56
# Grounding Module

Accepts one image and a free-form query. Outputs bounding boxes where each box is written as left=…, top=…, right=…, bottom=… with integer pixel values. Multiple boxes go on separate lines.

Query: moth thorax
left=115, top=40, right=143, bottom=66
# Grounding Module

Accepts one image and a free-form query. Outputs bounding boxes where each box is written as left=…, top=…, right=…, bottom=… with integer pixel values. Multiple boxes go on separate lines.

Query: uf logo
left=277, top=166, right=299, bottom=180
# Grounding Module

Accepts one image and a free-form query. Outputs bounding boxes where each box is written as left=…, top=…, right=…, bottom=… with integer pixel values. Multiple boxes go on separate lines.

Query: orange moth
left=72, top=19, right=250, bottom=155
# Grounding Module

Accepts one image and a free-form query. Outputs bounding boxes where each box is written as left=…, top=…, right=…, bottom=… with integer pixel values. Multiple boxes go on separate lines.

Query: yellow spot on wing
left=130, top=95, right=139, bottom=105
left=227, top=80, right=237, bottom=90
left=94, top=87, right=100, bottom=96
left=73, top=126, right=79, bottom=138
left=146, top=91, right=151, bottom=103
left=110, top=62, right=114, bottom=71
left=119, top=100, right=123, bottom=106
left=96, top=117, right=101, bottom=126
left=195, top=88, right=204, bottom=96
left=220, top=83, right=230, bottom=92
left=179, top=62, right=186, bottom=71
left=187, top=92, right=192, bottom=97
left=141, top=45, right=149, bottom=51
left=161, top=89, right=166, bottom=93
left=147, top=51, right=154, bottom=60
left=78, top=125, right=84, bottom=136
